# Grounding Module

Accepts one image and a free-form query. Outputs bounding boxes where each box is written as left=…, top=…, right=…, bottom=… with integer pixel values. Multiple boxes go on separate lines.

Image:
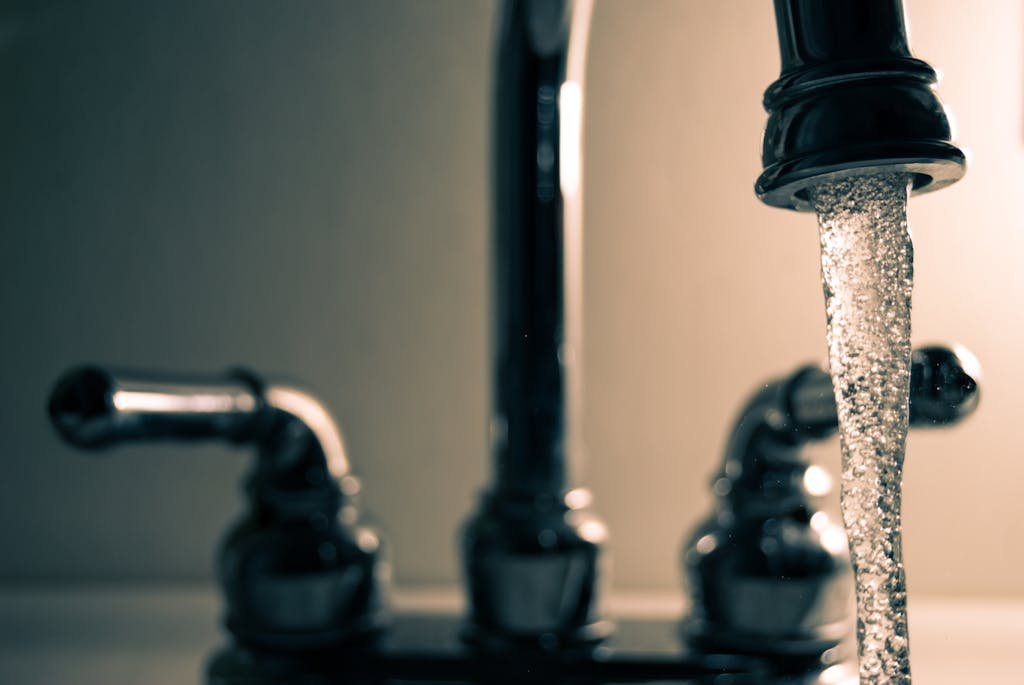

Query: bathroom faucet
left=49, top=366, right=388, bottom=650
left=42, top=2, right=980, bottom=682
left=758, top=0, right=965, bottom=210
left=682, top=345, right=980, bottom=678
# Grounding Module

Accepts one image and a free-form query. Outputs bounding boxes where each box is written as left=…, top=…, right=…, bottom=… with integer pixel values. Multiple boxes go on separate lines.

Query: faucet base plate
left=207, top=612, right=859, bottom=683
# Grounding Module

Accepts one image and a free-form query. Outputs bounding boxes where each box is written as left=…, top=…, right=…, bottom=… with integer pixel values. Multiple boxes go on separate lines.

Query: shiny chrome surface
left=463, top=0, right=607, bottom=650
left=261, top=383, right=351, bottom=481
left=683, top=345, right=980, bottom=664
left=50, top=366, right=352, bottom=482
left=757, top=0, right=966, bottom=210
left=48, top=365, right=385, bottom=650
left=462, top=488, right=610, bottom=651
left=477, top=552, right=596, bottom=633
left=788, top=345, right=980, bottom=431
left=490, top=0, right=591, bottom=498
left=208, top=612, right=760, bottom=684
left=50, top=367, right=260, bottom=448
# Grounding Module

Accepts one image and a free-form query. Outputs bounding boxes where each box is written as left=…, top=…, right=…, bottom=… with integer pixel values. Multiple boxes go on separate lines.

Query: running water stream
left=812, top=173, right=914, bottom=684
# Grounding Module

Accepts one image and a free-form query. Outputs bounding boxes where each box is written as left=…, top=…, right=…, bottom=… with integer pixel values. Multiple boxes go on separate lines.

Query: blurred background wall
left=0, top=0, right=1019, bottom=597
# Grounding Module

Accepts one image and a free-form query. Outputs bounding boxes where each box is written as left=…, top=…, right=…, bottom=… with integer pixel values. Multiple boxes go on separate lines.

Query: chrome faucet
left=44, top=0, right=977, bottom=682
left=757, top=0, right=965, bottom=210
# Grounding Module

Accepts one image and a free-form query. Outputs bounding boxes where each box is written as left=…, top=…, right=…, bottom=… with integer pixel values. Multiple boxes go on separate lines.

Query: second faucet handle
left=682, top=344, right=981, bottom=673
left=786, top=344, right=980, bottom=436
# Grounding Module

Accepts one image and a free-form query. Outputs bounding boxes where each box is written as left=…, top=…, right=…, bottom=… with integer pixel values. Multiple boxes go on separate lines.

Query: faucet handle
left=49, top=366, right=260, bottom=448
left=786, top=344, right=981, bottom=436
left=908, top=344, right=981, bottom=425
left=682, top=343, right=981, bottom=670
left=48, top=364, right=389, bottom=650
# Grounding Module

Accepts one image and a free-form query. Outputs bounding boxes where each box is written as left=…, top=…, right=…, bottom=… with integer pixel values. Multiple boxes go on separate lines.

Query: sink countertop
left=0, top=584, right=1020, bottom=684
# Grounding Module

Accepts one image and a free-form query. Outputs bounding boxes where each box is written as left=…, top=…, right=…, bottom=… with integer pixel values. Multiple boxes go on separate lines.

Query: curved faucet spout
left=758, top=0, right=965, bottom=210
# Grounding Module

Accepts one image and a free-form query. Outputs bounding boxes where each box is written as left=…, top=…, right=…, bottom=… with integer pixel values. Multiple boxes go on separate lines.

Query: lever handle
left=683, top=343, right=981, bottom=664
left=719, top=343, right=982, bottom=498
left=49, top=366, right=260, bottom=449
left=47, top=364, right=384, bottom=650
left=787, top=344, right=980, bottom=434
left=49, top=365, right=351, bottom=481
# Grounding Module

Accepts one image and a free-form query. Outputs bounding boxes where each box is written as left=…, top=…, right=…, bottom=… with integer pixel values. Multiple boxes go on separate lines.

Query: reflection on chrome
left=264, top=384, right=350, bottom=479
left=681, top=344, right=980, bottom=673
left=112, top=388, right=256, bottom=415
left=48, top=364, right=387, bottom=650
left=49, top=365, right=351, bottom=480
left=803, top=464, right=833, bottom=498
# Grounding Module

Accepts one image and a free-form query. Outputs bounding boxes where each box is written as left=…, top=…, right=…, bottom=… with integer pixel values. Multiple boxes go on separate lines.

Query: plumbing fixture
left=757, top=0, right=966, bottom=210
left=49, top=366, right=388, bottom=651
left=461, top=0, right=611, bottom=652
left=48, top=365, right=761, bottom=682
left=42, top=2, right=981, bottom=682
left=682, top=345, right=979, bottom=677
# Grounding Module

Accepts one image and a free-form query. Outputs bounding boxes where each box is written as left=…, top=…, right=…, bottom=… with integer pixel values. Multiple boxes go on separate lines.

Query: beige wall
left=1, top=0, right=1020, bottom=597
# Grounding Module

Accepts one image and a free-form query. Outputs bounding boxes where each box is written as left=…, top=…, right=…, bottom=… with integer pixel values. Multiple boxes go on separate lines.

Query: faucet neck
left=773, top=0, right=911, bottom=73
left=490, top=0, right=592, bottom=498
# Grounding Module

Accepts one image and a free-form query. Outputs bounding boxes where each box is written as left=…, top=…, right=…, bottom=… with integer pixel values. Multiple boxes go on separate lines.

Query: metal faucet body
left=460, top=0, right=611, bottom=651
left=758, top=0, right=965, bottom=210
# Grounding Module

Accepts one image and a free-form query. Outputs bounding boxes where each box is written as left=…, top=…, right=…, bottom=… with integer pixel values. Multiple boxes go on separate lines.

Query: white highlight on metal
left=113, top=390, right=255, bottom=414
left=803, top=463, right=834, bottom=497
left=559, top=80, right=582, bottom=197
left=560, top=0, right=593, bottom=489
left=264, top=385, right=350, bottom=478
